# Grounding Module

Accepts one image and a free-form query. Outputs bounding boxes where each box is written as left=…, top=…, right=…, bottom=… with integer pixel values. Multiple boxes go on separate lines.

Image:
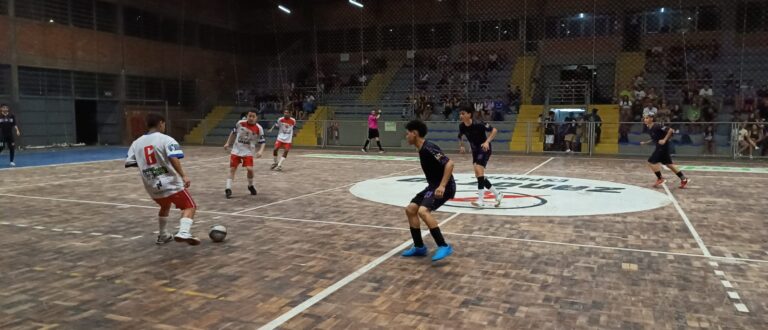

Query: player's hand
left=182, top=176, right=191, bottom=188
left=223, top=144, right=230, bottom=151
left=255, top=152, right=263, bottom=159
left=16, top=130, right=20, bottom=137
left=459, top=145, right=465, bottom=154
left=481, top=142, right=490, bottom=151
left=659, top=139, right=667, bottom=145
left=640, top=141, right=646, bottom=145
left=435, top=185, right=445, bottom=198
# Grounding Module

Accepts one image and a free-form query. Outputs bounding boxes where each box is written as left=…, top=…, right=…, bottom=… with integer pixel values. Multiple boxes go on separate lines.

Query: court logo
left=350, top=174, right=671, bottom=216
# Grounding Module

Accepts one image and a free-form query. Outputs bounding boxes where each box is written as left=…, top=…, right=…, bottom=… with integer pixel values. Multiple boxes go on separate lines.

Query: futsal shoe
left=275, top=165, right=283, bottom=171
left=270, top=163, right=278, bottom=170
left=9, top=162, right=15, bottom=167
left=248, top=185, right=257, bottom=195
left=432, top=245, right=453, bottom=261
left=361, top=148, right=368, bottom=153
left=401, top=246, right=428, bottom=257
left=225, top=189, right=232, bottom=199
left=653, top=178, right=666, bottom=188
left=155, top=233, right=174, bottom=245
left=378, top=150, right=385, bottom=154
left=679, top=178, right=690, bottom=189
left=471, top=198, right=485, bottom=208
left=494, top=193, right=504, bottom=207
left=173, top=231, right=201, bottom=246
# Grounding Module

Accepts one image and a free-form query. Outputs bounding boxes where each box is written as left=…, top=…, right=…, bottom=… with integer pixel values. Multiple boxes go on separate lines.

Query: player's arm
left=255, top=126, right=266, bottom=157
left=224, top=130, right=235, bottom=150
left=13, top=117, right=20, bottom=136
left=435, top=159, right=455, bottom=198
left=168, top=157, right=190, bottom=188
left=659, top=127, right=674, bottom=145
left=124, top=143, right=138, bottom=168
left=457, top=131, right=466, bottom=153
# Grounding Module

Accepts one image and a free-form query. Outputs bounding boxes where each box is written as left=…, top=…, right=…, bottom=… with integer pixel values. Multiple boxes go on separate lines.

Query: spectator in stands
left=543, top=111, right=555, bottom=151
left=646, top=87, right=659, bottom=103
left=703, top=125, right=715, bottom=155
left=588, top=108, right=602, bottom=144
left=328, top=118, right=340, bottom=145
left=483, top=97, right=494, bottom=121
left=575, top=116, right=586, bottom=152
left=759, top=98, right=768, bottom=121
left=642, top=98, right=658, bottom=117
left=658, top=99, right=672, bottom=125
left=633, top=74, right=645, bottom=89
left=699, top=84, right=714, bottom=102
left=488, top=52, right=499, bottom=71
left=619, top=84, right=634, bottom=102
left=738, top=122, right=758, bottom=158
left=479, top=72, right=490, bottom=92
left=563, top=114, right=577, bottom=152
left=633, top=85, right=646, bottom=101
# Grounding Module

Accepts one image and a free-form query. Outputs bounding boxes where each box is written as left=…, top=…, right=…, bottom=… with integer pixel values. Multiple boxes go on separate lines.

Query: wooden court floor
left=1, top=146, right=767, bottom=329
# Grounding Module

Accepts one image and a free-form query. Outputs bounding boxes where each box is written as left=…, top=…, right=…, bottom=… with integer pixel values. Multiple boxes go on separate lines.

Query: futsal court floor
left=1, top=146, right=767, bottom=329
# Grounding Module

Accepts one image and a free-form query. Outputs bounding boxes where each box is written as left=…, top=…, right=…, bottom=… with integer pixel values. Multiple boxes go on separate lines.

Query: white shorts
left=545, top=135, right=555, bottom=144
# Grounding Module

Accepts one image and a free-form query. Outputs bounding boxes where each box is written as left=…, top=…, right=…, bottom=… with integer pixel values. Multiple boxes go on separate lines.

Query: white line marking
left=735, top=303, right=750, bottom=313
left=662, top=183, right=712, bottom=257
left=129, top=235, right=143, bottom=240
left=3, top=192, right=768, bottom=264
left=108, top=234, right=123, bottom=238
left=33, top=226, right=45, bottom=229
left=257, top=212, right=462, bottom=330
left=51, top=228, right=63, bottom=232
left=0, top=158, right=123, bottom=171
left=233, top=166, right=420, bottom=214
left=68, top=231, right=82, bottom=234
left=721, top=280, right=733, bottom=288
left=714, top=270, right=725, bottom=277
left=0, top=221, right=9, bottom=225
left=728, top=292, right=741, bottom=300
left=523, top=157, right=554, bottom=175
left=14, top=224, right=27, bottom=227
left=90, top=232, right=102, bottom=236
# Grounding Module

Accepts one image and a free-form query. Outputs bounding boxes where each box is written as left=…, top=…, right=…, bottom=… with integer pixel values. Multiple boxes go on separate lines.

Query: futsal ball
left=209, top=225, right=227, bottom=243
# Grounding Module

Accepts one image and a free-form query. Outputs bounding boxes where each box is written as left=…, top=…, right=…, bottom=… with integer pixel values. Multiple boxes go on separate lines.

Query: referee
left=362, top=109, right=384, bottom=153
left=0, top=104, right=21, bottom=167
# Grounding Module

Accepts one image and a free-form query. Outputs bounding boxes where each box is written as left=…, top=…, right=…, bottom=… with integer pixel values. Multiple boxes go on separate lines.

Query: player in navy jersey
left=457, top=105, right=504, bottom=207
left=0, top=104, right=21, bottom=167
left=640, top=113, right=689, bottom=188
left=401, top=120, right=455, bottom=262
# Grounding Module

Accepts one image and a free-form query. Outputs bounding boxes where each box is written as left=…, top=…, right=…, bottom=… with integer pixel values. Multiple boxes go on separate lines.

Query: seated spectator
left=699, top=84, right=714, bottom=101
left=619, top=84, right=634, bottom=101
left=646, top=87, right=659, bottom=102
left=633, top=85, right=646, bottom=101
left=738, top=122, right=759, bottom=158
left=703, top=125, right=715, bottom=155
left=642, top=98, right=658, bottom=117
left=488, top=52, right=499, bottom=71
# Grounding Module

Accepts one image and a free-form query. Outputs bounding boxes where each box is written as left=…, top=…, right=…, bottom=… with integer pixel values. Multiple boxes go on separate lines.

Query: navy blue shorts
left=648, top=147, right=673, bottom=165
left=472, top=147, right=492, bottom=168
left=410, top=182, right=456, bottom=211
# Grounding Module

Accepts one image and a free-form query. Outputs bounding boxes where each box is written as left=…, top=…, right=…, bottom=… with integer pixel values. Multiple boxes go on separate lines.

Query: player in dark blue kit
left=457, top=105, right=504, bottom=207
left=0, top=104, right=21, bottom=167
left=640, top=113, right=689, bottom=188
left=401, top=120, right=455, bottom=261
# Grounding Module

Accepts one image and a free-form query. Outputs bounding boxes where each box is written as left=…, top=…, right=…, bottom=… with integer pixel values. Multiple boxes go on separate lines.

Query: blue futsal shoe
left=401, top=246, right=428, bottom=257
left=431, top=245, right=453, bottom=261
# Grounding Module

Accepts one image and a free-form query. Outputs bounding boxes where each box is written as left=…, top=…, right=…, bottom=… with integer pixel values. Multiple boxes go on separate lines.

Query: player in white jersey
left=223, top=110, right=265, bottom=199
left=125, top=114, right=200, bottom=245
left=268, top=109, right=296, bottom=171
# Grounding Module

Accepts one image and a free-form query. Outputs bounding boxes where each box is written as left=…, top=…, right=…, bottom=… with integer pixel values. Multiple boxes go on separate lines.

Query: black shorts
left=471, top=146, right=492, bottom=168
left=648, top=147, right=673, bottom=165
left=368, top=128, right=380, bottom=139
left=410, top=182, right=456, bottom=211
left=0, top=134, right=13, bottom=145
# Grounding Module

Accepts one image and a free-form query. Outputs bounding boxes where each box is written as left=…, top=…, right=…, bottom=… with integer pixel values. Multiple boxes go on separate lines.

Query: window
left=18, top=67, right=45, bottom=96
left=499, top=19, right=519, bottom=41
left=15, top=0, right=70, bottom=26
left=73, top=71, right=98, bottom=98
left=180, top=80, right=195, bottom=105
left=44, top=69, right=71, bottom=97
left=463, top=21, right=480, bottom=43
left=344, top=28, right=361, bottom=52
left=97, top=73, right=117, bottom=99
left=124, top=7, right=161, bottom=41
left=0, top=65, right=10, bottom=96
left=95, top=1, right=117, bottom=33
left=71, top=0, right=94, bottom=29
left=480, top=20, right=500, bottom=42
left=182, top=21, right=198, bottom=47
left=0, top=0, right=9, bottom=15
left=697, top=6, right=720, bottom=31
left=160, top=17, right=179, bottom=43
left=164, top=79, right=180, bottom=105
left=126, top=76, right=145, bottom=100
left=144, top=77, right=162, bottom=100
left=362, top=27, right=377, bottom=52
left=433, top=23, right=453, bottom=48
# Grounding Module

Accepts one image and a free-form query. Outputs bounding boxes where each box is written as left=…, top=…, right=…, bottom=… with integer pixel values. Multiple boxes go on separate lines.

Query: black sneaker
left=225, top=189, right=232, bottom=199
left=248, top=185, right=257, bottom=195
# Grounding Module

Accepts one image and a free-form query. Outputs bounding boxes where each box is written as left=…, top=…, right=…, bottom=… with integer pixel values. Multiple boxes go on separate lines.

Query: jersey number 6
left=144, top=146, right=157, bottom=165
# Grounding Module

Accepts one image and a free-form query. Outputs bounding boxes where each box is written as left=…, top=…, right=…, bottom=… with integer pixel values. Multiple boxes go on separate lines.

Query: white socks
left=476, top=189, right=485, bottom=204
left=158, top=216, right=168, bottom=235
left=489, top=186, right=501, bottom=199
left=226, top=179, right=232, bottom=189
left=248, top=177, right=254, bottom=186
left=278, top=156, right=286, bottom=166
left=179, top=218, right=193, bottom=234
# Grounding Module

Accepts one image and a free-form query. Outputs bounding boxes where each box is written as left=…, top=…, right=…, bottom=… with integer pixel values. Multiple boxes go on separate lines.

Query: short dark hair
left=146, top=113, right=166, bottom=129
left=240, top=111, right=248, bottom=119
left=405, top=120, right=428, bottom=138
left=0, top=104, right=8, bottom=108
left=458, top=104, right=474, bottom=116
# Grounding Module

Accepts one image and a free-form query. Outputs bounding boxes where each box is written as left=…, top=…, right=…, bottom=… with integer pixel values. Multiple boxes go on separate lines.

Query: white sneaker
left=471, top=200, right=485, bottom=208
left=378, top=150, right=385, bottom=154
left=494, top=193, right=504, bottom=207
left=9, top=162, right=15, bottom=167
left=361, top=148, right=368, bottom=153
left=173, top=231, right=201, bottom=246
left=566, top=149, right=571, bottom=153
left=275, top=165, right=283, bottom=171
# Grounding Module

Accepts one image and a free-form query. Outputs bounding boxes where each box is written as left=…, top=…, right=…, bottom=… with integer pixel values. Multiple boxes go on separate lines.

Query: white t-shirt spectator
left=643, top=106, right=658, bottom=117
left=699, top=87, right=714, bottom=97
left=634, top=89, right=647, bottom=100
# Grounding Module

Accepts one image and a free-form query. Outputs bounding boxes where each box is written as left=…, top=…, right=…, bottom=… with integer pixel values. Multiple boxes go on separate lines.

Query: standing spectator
left=563, top=114, right=577, bottom=152
left=543, top=111, right=555, bottom=151
left=703, top=125, right=715, bottom=155
left=699, top=84, right=714, bottom=101
left=0, top=104, right=21, bottom=167
left=588, top=108, right=602, bottom=144
left=633, top=85, right=647, bottom=101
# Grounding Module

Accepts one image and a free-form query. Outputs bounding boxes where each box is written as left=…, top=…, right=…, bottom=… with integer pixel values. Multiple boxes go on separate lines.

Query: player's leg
left=665, top=162, right=689, bottom=188
left=9, top=142, right=15, bottom=166
left=271, top=143, right=280, bottom=169
left=155, top=202, right=174, bottom=244
left=276, top=145, right=290, bottom=171
left=245, top=165, right=257, bottom=195
left=172, top=190, right=200, bottom=245
left=226, top=156, right=239, bottom=198
left=374, top=136, right=384, bottom=153
left=402, top=192, right=428, bottom=257
left=362, top=137, right=370, bottom=152
left=417, top=206, right=452, bottom=261
left=648, top=162, right=665, bottom=187
left=471, top=161, right=487, bottom=207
